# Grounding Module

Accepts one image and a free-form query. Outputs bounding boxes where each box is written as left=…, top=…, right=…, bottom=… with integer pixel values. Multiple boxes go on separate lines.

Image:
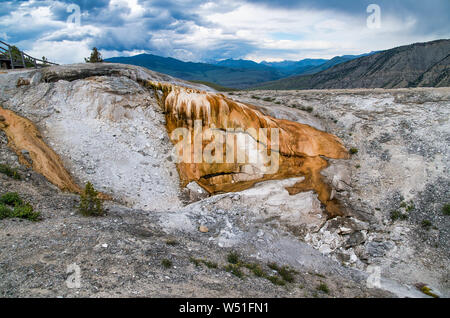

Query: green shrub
left=0, top=164, right=21, bottom=180
left=0, top=192, right=23, bottom=206
left=0, top=194, right=40, bottom=221
left=442, top=204, right=450, bottom=216
left=12, top=203, right=40, bottom=222
left=0, top=204, right=12, bottom=220
left=78, top=182, right=104, bottom=217
left=349, top=148, right=359, bottom=155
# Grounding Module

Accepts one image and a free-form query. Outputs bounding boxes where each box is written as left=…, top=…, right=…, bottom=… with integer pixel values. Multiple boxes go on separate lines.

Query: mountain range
left=105, top=39, right=449, bottom=90
left=105, top=53, right=365, bottom=89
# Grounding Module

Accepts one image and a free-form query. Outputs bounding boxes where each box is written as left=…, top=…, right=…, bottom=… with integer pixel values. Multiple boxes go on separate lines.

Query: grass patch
left=390, top=210, right=408, bottom=221
left=349, top=148, right=359, bottom=155
left=268, top=263, right=296, bottom=283
left=267, top=275, right=286, bottom=286
left=227, top=252, right=240, bottom=265
left=404, top=201, right=415, bottom=212
left=421, top=220, right=432, bottom=229
left=442, top=204, right=450, bottom=216
left=418, top=285, right=439, bottom=298
left=243, top=263, right=265, bottom=277
left=0, top=164, right=21, bottom=180
left=317, top=283, right=330, bottom=294
left=166, top=239, right=178, bottom=246
left=161, top=259, right=173, bottom=269
left=190, top=257, right=218, bottom=269
left=224, top=264, right=244, bottom=279
left=251, top=95, right=261, bottom=100
left=203, top=260, right=218, bottom=269
left=0, top=193, right=40, bottom=221
left=190, top=257, right=201, bottom=267
left=223, top=255, right=297, bottom=286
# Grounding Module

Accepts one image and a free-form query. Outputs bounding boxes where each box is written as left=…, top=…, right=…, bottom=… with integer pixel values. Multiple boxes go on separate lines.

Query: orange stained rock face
left=150, top=83, right=349, bottom=218
left=0, top=106, right=81, bottom=193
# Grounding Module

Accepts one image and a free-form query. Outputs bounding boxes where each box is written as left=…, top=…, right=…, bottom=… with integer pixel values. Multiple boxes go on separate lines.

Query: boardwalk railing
left=0, top=40, right=58, bottom=70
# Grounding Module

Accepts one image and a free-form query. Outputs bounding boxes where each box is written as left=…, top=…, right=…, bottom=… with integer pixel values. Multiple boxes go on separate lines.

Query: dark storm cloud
left=248, top=0, right=450, bottom=34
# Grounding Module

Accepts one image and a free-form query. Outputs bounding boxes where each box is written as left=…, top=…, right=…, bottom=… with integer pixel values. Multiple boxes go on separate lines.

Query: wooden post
left=20, top=51, right=26, bottom=68
left=8, top=47, right=14, bottom=69
left=34, top=58, right=37, bottom=68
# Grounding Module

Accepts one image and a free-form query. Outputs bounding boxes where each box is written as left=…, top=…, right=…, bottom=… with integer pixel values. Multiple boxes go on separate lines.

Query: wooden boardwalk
left=0, top=40, right=58, bottom=70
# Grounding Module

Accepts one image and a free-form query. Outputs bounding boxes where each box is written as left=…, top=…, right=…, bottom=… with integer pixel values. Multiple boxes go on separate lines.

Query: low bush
left=0, top=193, right=40, bottom=221
left=0, top=164, right=21, bottom=180
left=0, top=192, right=23, bottom=206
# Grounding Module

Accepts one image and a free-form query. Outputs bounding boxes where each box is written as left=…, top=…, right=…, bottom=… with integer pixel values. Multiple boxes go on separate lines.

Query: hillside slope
left=252, top=40, right=450, bottom=90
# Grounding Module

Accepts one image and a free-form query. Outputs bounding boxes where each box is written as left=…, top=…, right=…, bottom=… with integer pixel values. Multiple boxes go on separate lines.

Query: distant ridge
left=251, top=39, right=450, bottom=90
left=104, top=52, right=366, bottom=89
left=105, top=54, right=280, bottom=89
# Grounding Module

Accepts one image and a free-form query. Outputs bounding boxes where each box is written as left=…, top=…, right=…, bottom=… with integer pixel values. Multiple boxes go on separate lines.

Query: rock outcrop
left=146, top=82, right=348, bottom=217
left=0, top=63, right=348, bottom=217
left=0, top=107, right=80, bottom=193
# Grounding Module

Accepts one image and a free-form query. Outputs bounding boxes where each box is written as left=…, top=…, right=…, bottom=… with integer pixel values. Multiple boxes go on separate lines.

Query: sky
left=1, top=0, right=449, bottom=64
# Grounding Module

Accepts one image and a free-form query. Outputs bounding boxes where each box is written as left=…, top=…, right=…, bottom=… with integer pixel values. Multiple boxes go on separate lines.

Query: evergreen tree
left=78, top=182, right=104, bottom=216
left=84, top=47, right=103, bottom=63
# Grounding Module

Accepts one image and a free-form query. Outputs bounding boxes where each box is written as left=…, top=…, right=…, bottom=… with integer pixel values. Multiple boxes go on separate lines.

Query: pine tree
left=78, top=182, right=104, bottom=216
left=84, top=47, right=103, bottom=63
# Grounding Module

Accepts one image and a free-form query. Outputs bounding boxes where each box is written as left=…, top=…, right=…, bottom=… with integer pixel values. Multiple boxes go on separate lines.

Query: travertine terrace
left=0, top=64, right=448, bottom=298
